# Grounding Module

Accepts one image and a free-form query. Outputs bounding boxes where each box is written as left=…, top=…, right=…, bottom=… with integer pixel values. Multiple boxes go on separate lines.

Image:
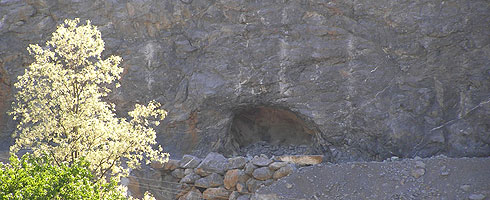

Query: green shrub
left=0, top=153, right=125, bottom=200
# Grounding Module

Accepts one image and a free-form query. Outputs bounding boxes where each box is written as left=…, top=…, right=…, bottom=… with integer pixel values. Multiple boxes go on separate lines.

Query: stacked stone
left=154, top=152, right=297, bottom=200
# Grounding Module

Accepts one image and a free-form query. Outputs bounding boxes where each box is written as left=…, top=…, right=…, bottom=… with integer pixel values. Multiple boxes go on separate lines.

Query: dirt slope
left=255, top=156, right=490, bottom=200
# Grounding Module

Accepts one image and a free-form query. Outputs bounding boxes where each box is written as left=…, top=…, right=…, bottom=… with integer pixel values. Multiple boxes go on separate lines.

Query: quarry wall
left=1, top=0, right=489, bottom=163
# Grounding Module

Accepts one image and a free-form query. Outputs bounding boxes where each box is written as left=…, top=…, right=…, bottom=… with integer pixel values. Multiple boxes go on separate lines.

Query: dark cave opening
left=225, top=106, right=321, bottom=157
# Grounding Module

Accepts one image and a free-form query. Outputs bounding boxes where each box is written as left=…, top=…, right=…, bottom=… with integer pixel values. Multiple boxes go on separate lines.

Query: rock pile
left=237, top=141, right=318, bottom=158
left=149, top=152, right=321, bottom=200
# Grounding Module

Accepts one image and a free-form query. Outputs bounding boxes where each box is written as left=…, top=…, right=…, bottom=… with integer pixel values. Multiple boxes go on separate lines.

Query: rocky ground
left=237, top=141, right=319, bottom=158
left=254, top=156, right=490, bottom=200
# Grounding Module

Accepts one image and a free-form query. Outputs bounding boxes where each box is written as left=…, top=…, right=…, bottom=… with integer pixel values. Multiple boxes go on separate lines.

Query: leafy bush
left=0, top=153, right=125, bottom=200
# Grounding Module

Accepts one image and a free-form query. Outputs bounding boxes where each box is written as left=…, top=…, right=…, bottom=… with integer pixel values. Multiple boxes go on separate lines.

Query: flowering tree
left=9, top=18, right=169, bottom=183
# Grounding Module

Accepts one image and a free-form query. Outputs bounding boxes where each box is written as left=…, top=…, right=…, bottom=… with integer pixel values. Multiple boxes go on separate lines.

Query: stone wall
left=129, top=152, right=321, bottom=200
left=1, top=0, right=489, bottom=162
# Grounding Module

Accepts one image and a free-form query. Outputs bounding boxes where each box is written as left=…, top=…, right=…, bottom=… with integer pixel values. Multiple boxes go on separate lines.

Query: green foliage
left=9, top=18, right=169, bottom=183
left=0, top=153, right=125, bottom=200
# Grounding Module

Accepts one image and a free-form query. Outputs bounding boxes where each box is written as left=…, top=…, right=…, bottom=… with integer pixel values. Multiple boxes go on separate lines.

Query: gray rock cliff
left=0, top=0, right=488, bottom=162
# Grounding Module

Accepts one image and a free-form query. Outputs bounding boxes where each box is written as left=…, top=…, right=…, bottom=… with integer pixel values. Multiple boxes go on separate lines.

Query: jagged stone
left=224, top=169, right=240, bottom=190
left=180, top=172, right=201, bottom=184
left=196, top=152, right=227, bottom=175
left=195, top=168, right=212, bottom=177
left=178, top=187, right=203, bottom=200
left=194, top=173, right=223, bottom=188
left=227, top=156, right=248, bottom=169
left=179, top=155, right=202, bottom=169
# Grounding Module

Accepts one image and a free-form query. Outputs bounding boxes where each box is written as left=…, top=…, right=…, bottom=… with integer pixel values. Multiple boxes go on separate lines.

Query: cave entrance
left=226, top=106, right=320, bottom=157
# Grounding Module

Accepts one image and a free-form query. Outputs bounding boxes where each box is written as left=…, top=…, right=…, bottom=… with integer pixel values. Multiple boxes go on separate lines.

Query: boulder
left=268, top=162, right=287, bottom=170
left=227, top=156, right=248, bottom=169
left=195, top=173, right=223, bottom=188
left=196, top=152, right=228, bottom=175
left=252, top=167, right=273, bottom=181
left=179, top=155, right=202, bottom=169
left=244, top=162, right=258, bottom=176
left=252, top=156, right=273, bottom=167
left=224, top=169, right=240, bottom=190
left=180, top=172, right=201, bottom=184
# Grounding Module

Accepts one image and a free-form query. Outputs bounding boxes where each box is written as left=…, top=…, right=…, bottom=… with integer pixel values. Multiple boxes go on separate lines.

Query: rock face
left=1, top=0, right=489, bottom=161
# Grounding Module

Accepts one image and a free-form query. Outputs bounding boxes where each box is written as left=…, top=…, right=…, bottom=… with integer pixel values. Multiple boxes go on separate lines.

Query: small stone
left=179, top=155, right=202, bottom=169
left=195, top=168, right=212, bottom=176
left=252, top=156, right=273, bottom=167
left=469, top=194, right=486, bottom=200
left=411, top=168, right=425, bottom=179
left=246, top=178, right=264, bottom=192
left=180, top=173, right=201, bottom=184
left=269, top=162, right=287, bottom=170
left=171, top=169, right=186, bottom=179
left=273, top=164, right=295, bottom=180
left=415, top=161, right=426, bottom=168
left=227, top=156, right=247, bottom=169
left=244, top=162, right=257, bottom=176
left=460, top=185, right=470, bottom=192
left=195, top=173, right=223, bottom=188
left=441, top=171, right=450, bottom=176
left=236, top=182, right=247, bottom=193
left=224, top=169, right=240, bottom=190
left=164, top=159, right=180, bottom=171
left=178, top=187, right=203, bottom=200
left=286, top=183, right=293, bottom=189
left=203, top=187, right=231, bottom=200
left=229, top=191, right=240, bottom=200
left=252, top=167, right=273, bottom=181
left=196, top=152, right=228, bottom=175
